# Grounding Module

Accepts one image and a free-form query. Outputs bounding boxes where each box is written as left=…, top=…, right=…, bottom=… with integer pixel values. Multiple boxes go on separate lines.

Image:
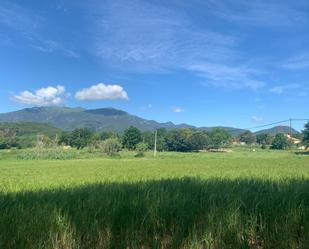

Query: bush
left=135, top=142, right=148, bottom=157
left=238, top=131, right=256, bottom=145
left=17, top=147, right=79, bottom=160
left=271, top=134, right=291, bottom=150
left=122, top=126, right=142, bottom=150
left=208, top=128, right=232, bottom=149
left=101, top=138, right=122, bottom=156
left=302, top=122, right=309, bottom=149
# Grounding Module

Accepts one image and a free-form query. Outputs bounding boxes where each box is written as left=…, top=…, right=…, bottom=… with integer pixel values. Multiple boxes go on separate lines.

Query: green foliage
left=122, top=126, right=142, bottom=150
left=0, top=122, right=61, bottom=149
left=208, top=128, right=232, bottom=149
left=256, top=133, right=273, bottom=145
left=135, top=142, right=148, bottom=157
left=69, top=128, right=95, bottom=149
left=143, top=128, right=168, bottom=151
left=100, top=131, right=116, bottom=140
left=0, top=127, right=19, bottom=149
left=17, top=147, right=79, bottom=160
left=302, top=122, right=309, bottom=148
left=0, top=122, right=61, bottom=137
left=59, top=131, right=71, bottom=146
left=188, top=131, right=209, bottom=151
left=165, top=129, right=193, bottom=152
left=271, top=133, right=292, bottom=150
left=101, top=138, right=122, bottom=156
left=238, top=131, right=256, bottom=145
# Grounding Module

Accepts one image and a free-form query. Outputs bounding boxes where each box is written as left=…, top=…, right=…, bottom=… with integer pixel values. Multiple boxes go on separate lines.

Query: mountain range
left=0, top=106, right=299, bottom=136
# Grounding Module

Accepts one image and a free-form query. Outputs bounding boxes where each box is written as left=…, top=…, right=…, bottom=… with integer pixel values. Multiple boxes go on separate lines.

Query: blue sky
left=0, top=0, right=309, bottom=130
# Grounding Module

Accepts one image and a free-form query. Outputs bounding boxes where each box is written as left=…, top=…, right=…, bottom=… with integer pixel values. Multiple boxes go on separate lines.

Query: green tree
left=69, top=128, right=94, bottom=149
left=135, top=142, right=148, bottom=157
left=0, top=128, right=19, bottom=149
left=100, top=131, right=115, bottom=141
left=271, top=133, right=291, bottom=150
left=122, top=126, right=142, bottom=150
left=165, top=129, right=193, bottom=152
left=256, top=133, right=273, bottom=145
left=208, top=128, right=232, bottom=149
left=101, top=138, right=122, bottom=156
left=188, top=131, right=209, bottom=151
left=238, top=131, right=256, bottom=145
left=302, top=122, right=309, bottom=148
left=59, top=131, right=71, bottom=146
left=142, top=128, right=167, bottom=151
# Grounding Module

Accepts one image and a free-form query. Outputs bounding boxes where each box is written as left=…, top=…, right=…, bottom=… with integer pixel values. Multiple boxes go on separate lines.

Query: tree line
left=1, top=122, right=309, bottom=152
left=58, top=126, right=233, bottom=152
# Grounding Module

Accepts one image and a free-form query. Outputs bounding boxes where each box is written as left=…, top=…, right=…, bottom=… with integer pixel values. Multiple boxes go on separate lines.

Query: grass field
left=1, top=148, right=309, bottom=249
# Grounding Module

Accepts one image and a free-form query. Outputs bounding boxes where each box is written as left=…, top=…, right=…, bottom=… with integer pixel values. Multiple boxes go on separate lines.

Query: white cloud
left=209, top=1, right=307, bottom=28
left=281, top=53, right=309, bottom=70
left=251, top=115, right=263, bottom=123
left=75, top=83, right=128, bottom=101
left=172, top=107, right=185, bottom=113
left=269, top=83, right=300, bottom=94
left=0, top=2, right=79, bottom=57
left=13, top=85, right=66, bottom=106
left=190, top=63, right=265, bottom=89
left=89, top=0, right=267, bottom=90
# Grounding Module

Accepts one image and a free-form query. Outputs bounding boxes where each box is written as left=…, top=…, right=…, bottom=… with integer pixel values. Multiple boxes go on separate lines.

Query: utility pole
left=289, top=118, right=292, bottom=137
left=154, top=129, right=157, bottom=157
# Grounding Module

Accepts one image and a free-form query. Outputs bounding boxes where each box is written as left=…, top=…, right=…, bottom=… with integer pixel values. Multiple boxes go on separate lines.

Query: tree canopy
left=238, top=131, right=256, bottom=145
left=271, top=134, right=291, bottom=150
left=122, top=126, right=143, bottom=150
left=302, top=122, right=309, bottom=148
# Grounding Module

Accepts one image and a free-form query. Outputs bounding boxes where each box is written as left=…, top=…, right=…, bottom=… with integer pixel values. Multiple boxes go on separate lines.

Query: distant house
left=285, top=134, right=301, bottom=145
left=232, top=141, right=246, bottom=145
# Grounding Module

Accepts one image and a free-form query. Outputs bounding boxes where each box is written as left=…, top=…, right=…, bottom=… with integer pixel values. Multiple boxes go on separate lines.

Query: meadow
left=0, top=148, right=309, bottom=249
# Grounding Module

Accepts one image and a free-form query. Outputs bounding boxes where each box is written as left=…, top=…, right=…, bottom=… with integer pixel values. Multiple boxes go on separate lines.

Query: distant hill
left=0, top=106, right=246, bottom=135
left=0, top=107, right=195, bottom=132
left=200, top=126, right=247, bottom=137
left=254, top=126, right=299, bottom=136
left=1, top=107, right=299, bottom=136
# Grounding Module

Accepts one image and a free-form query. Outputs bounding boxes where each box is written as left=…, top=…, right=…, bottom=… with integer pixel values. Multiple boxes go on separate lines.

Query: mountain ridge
left=0, top=106, right=299, bottom=136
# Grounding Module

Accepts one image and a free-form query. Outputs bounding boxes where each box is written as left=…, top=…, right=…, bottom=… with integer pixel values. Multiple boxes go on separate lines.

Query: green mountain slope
left=0, top=107, right=193, bottom=132
left=254, top=126, right=299, bottom=135
left=2, top=107, right=297, bottom=136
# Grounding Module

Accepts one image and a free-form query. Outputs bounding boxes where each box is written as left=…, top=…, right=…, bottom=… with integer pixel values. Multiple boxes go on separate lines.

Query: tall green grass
left=0, top=149, right=308, bottom=248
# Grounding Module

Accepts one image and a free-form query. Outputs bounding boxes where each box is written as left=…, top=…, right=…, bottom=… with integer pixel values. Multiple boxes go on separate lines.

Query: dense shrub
left=135, top=142, right=148, bottom=157
left=238, top=131, right=256, bottom=145
left=271, top=134, right=291, bottom=150
left=122, top=126, right=142, bottom=150
left=208, top=128, right=232, bottom=149
left=302, top=122, right=309, bottom=149
left=101, top=138, right=122, bottom=156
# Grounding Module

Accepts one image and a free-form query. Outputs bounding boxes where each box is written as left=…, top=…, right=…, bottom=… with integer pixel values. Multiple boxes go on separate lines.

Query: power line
left=291, top=119, right=309, bottom=121
left=246, top=119, right=289, bottom=130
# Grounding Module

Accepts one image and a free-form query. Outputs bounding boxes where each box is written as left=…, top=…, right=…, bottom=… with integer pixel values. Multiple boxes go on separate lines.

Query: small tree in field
left=238, top=131, right=256, bottom=145
left=208, top=128, right=232, bottom=149
left=135, top=142, right=148, bottom=157
left=271, top=133, right=291, bottom=150
left=122, top=126, right=142, bottom=150
left=302, top=122, right=309, bottom=149
left=256, top=133, right=273, bottom=146
left=101, top=138, right=122, bottom=156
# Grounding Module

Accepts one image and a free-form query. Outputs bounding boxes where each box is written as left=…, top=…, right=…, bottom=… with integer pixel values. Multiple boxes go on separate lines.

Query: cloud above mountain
left=13, top=85, right=66, bottom=106
left=75, top=83, right=128, bottom=101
